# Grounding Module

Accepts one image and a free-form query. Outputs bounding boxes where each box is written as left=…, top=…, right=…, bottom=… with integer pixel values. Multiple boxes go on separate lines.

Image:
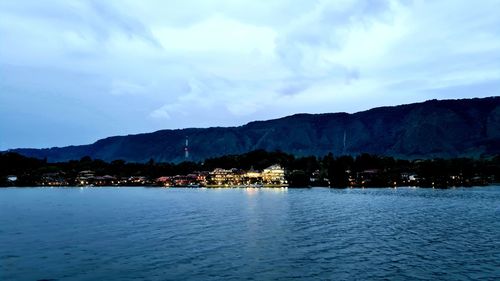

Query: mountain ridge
left=8, top=97, right=500, bottom=162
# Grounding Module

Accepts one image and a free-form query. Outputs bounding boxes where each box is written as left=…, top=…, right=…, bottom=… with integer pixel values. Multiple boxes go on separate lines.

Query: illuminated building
left=262, top=164, right=287, bottom=185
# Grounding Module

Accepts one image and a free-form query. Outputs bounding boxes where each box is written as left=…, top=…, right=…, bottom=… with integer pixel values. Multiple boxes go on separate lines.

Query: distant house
left=76, top=170, right=95, bottom=186
left=128, top=176, right=148, bottom=185
left=156, top=176, right=172, bottom=187
left=7, top=175, right=17, bottom=182
left=193, top=171, right=209, bottom=186
left=171, top=175, right=198, bottom=186
left=205, top=165, right=287, bottom=187
left=94, top=175, right=116, bottom=186
left=262, top=164, right=287, bottom=185
left=41, top=172, right=68, bottom=186
left=243, top=169, right=262, bottom=185
left=209, top=168, right=242, bottom=186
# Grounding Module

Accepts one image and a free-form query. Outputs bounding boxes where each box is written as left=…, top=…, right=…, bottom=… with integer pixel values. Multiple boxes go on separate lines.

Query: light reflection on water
left=1, top=186, right=500, bottom=280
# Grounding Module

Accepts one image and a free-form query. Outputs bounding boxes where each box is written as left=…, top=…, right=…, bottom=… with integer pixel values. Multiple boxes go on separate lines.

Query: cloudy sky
left=1, top=0, right=499, bottom=149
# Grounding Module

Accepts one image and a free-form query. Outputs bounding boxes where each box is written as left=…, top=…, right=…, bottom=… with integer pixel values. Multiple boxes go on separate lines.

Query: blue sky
left=1, top=0, right=499, bottom=150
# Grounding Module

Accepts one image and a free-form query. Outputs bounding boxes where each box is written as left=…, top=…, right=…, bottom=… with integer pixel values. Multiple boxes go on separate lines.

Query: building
left=7, top=175, right=18, bottom=182
left=205, top=165, right=288, bottom=187
left=208, top=168, right=243, bottom=186
left=262, top=164, right=287, bottom=185
left=156, top=176, right=172, bottom=187
left=41, top=172, right=69, bottom=186
left=76, top=170, right=95, bottom=186
left=243, top=169, right=262, bottom=185
left=93, top=175, right=117, bottom=186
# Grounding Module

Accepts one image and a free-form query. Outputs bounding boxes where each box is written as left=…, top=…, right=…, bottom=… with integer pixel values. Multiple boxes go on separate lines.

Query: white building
left=262, top=164, right=287, bottom=185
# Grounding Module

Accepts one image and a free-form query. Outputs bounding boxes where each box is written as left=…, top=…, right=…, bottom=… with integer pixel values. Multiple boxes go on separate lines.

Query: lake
left=1, top=186, right=500, bottom=280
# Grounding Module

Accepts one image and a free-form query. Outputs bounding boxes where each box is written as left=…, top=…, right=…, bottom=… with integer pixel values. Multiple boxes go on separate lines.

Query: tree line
left=1, top=150, right=499, bottom=187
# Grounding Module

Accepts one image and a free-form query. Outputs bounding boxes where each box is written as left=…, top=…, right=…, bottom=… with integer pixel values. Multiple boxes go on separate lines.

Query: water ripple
left=1, top=187, right=500, bottom=280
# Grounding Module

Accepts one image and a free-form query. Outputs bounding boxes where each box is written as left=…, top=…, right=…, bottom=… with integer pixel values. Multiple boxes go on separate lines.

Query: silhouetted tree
left=288, top=170, right=310, bottom=187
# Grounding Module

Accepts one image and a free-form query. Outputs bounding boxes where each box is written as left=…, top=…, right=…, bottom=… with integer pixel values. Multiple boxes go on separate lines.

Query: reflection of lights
left=260, top=187, right=288, bottom=193
left=269, top=187, right=288, bottom=193
left=245, top=187, right=259, bottom=196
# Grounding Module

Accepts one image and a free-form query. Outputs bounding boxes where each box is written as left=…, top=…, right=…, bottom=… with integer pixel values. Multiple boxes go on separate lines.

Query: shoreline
left=1, top=184, right=498, bottom=189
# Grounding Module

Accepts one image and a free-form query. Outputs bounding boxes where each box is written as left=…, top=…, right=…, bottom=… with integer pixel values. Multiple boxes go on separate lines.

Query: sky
left=1, top=0, right=499, bottom=150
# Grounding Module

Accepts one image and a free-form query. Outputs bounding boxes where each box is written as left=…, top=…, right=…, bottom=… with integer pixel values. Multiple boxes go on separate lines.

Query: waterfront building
left=93, top=175, right=117, bottom=186
left=156, top=176, right=172, bottom=187
left=7, top=175, right=17, bottom=182
left=41, top=172, right=69, bottom=186
left=209, top=168, right=243, bottom=186
left=76, top=170, right=95, bottom=186
left=243, top=169, right=262, bottom=185
left=128, top=176, right=148, bottom=185
left=172, top=175, right=198, bottom=186
left=193, top=171, right=209, bottom=186
left=262, top=164, right=287, bottom=185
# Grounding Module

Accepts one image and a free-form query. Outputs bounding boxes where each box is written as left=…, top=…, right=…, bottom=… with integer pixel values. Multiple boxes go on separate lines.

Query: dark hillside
left=10, top=97, right=500, bottom=162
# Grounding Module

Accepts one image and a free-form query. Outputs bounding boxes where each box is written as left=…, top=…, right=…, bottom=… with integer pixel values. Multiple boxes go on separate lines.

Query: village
left=21, top=165, right=491, bottom=188
left=35, top=164, right=289, bottom=188
left=2, top=151, right=496, bottom=188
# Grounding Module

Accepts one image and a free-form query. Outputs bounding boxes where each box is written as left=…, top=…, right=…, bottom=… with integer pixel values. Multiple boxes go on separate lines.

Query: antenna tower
left=343, top=130, right=347, bottom=155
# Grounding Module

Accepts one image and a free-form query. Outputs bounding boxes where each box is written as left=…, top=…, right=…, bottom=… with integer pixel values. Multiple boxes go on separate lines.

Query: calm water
left=1, top=187, right=500, bottom=281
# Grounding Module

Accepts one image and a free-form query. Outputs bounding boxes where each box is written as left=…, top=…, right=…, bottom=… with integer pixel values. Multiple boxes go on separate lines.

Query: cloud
left=0, top=0, right=161, bottom=46
left=0, top=0, right=499, bottom=149
left=87, top=1, right=162, bottom=47
left=110, top=80, right=147, bottom=96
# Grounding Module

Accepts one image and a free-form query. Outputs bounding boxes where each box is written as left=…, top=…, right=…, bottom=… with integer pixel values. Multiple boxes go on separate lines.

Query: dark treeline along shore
left=1, top=150, right=499, bottom=188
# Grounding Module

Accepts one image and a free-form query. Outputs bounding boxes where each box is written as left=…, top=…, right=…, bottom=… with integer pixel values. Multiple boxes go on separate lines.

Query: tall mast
left=184, top=136, right=189, bottom=159
left=343, top=130, right=346, bottom=155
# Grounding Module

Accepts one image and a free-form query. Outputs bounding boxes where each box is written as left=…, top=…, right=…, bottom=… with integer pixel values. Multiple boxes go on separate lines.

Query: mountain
left=9, top=97, right=500, bottom=162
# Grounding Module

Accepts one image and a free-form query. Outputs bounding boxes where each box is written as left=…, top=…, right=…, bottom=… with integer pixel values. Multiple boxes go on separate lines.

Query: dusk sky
left=1, top=0, right=499, bottom=150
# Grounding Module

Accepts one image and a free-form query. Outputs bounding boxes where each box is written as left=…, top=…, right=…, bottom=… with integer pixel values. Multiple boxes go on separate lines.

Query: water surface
left=1, top=187, right=500, bottom=280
